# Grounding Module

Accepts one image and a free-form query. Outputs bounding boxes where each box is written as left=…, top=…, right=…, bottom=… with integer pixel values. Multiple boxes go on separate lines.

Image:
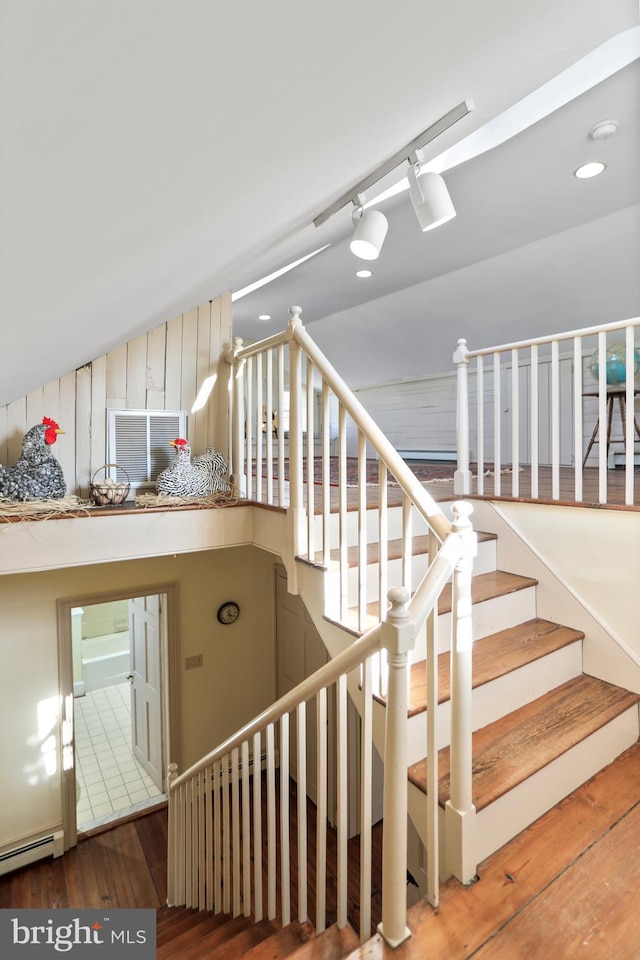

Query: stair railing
left=455, top=316, right=640, bottom=506
left=167, top=514, right=474, bottom=946
left=226, top=305, right=451, bottom=626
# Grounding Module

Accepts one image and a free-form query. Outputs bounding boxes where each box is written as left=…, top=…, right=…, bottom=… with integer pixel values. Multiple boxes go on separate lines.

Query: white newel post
left=166, top=762, right=179, bottom=906
left=229, top=338, right=246, bottom=497
left=288, top=306, right=307, bottom=558
left=446, top=502, right=477, bottom=883
left=378, top=587, right=414, bottom=949
left=454, top=338, right=472, bottom=495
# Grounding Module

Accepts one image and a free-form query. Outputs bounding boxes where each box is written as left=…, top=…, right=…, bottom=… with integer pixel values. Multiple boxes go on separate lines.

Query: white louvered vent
left=107, top=409, right=187, bottom=490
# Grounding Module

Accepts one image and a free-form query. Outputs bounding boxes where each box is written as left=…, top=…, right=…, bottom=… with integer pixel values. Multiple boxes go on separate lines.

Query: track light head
left=350, top=206, right=388, bottom=260
left=408, top=164, right=456, bottom=232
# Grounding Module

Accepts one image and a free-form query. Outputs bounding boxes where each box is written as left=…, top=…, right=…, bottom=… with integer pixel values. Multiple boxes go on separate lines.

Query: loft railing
left=167, top=507, right=476, bottom=948
left=455, top=317, right=640, bottom=506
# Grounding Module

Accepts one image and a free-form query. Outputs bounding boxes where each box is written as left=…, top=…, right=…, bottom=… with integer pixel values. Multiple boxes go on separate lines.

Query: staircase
left=306, top=503, right=640, bottom=888
left=164, top=309, right=640, bottom=954
left=156, top=906, right=358, bottom=959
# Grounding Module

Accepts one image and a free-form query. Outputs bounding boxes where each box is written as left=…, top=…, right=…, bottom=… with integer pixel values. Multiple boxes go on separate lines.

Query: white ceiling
left=1, top=1, right=638, bottom=407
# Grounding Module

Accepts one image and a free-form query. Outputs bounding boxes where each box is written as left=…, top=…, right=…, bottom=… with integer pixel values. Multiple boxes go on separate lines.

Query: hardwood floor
left=2, top=745, right=640, bottom=957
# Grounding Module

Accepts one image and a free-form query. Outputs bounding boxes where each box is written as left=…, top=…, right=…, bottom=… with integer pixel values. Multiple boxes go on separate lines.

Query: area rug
left=261, top=457, right=457, bottom=486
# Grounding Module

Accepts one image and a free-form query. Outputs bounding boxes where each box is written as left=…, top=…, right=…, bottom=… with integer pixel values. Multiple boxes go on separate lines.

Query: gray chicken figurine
left=156, top=438, right=231, bottom=497
left=0, top=417, right=66, bottom=500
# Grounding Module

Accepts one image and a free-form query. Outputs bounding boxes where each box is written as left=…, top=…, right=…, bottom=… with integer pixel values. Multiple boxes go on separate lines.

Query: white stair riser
left=314, top=504, right=433, bottom=544
left=473, top=706, right=639, bottom=864
left=407, top=706, right=639, bottom=871
left=412, top=585, right=538, bottom=660
left=401, top=640, right=583, bottom=765
left=342, top=539, right=497, bottom=605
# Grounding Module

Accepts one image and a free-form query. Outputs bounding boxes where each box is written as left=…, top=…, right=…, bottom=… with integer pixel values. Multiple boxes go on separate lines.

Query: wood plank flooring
left=347, top=742, right=640, bottom=960
left=3, top=744, right=640, bottom=957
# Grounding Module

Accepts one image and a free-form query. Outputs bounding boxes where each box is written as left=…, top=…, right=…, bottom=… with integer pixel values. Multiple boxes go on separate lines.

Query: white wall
left=0, top=544, right=277, bottom=852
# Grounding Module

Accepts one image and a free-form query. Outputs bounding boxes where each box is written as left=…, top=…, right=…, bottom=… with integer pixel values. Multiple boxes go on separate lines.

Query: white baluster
left=166, top=762, right=179, bottom=906
left=359, top=657, right=373, bottom=941
left=336, top=674, right=348, bottom=929
left=230, top=338, right=246, bottom=497
left=266, top=723, right=277, bottom=920
left=316, top=688, right=328, bottom=933
left=288, top=306, right=306, bottom=555
left=454, top=338, right=471, bottom=494
left=551, top=340, right=560, bottom=499
left=531, top=344, right=539, bottom=500
left=280, top=712, right=291, bottom=926
left=241, top=741, right=251, bottom=917
left=426, top=530, right=440, bottom=907
left=252, top=732, right=263, bottom=922
left=357, top=431, right=367, bottom=630
left=296, top=702, right=308, bottom=923
left=511, top=348, right=519, bottom=497
left=205, top=763, right=213, bottom=911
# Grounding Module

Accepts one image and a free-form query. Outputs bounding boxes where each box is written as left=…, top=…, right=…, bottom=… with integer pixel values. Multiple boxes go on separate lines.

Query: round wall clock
left=217, top=601, right=240, bottom=625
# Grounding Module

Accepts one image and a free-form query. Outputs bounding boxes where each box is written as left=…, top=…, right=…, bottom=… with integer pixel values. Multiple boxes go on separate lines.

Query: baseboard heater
left=0, top=830, right=64, bottom=876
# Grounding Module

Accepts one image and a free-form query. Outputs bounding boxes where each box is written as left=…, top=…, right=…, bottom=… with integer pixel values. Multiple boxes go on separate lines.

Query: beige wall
left=0, top=544, right=277, bottom=850
left=0, top=293, right=232, bottom=498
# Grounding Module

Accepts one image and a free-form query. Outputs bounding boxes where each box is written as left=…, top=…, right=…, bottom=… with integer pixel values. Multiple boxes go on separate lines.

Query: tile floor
left=74, top=682, right=165, bottom=831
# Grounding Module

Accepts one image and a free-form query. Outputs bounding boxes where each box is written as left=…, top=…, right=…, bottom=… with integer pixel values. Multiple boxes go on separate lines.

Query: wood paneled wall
left=0, top=294, right=232, bottom=497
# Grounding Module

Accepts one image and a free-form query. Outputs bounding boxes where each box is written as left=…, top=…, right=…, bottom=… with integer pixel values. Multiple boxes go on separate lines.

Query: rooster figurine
left=156, top=438, right=231, bottom=497
left=0, top=417, right=66, bottom=500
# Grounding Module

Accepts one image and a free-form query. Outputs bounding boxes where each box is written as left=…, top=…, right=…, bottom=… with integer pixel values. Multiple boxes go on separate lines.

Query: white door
left=129, top=595, right=163, bottom=791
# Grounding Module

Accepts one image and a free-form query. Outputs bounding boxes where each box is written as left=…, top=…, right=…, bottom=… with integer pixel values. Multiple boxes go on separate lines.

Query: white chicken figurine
left=155, top=438, right=231, bottom=497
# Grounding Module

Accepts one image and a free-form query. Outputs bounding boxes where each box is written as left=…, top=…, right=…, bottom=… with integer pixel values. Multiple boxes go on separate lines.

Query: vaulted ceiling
left=1, top=1, right=638, bottom=406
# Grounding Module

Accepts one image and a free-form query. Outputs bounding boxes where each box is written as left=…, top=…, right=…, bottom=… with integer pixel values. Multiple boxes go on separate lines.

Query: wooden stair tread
left=310, top=530, right=496, bottom=568
left=407, top=674, right=640, bottom=811
left=156, top=912, right=252, bottom=960
left=156, top=908, right=229, bottom=947
left=244, top=920, right=314, bottom=958
left=437, top=569, right=537, bottom=615
left=348, top=570, right=538, bottom=631
left=203, top=919, right=278, bottom=960
left=374, top=618, right=585, bottom=715
left=290, top=922, right=360, bottom=959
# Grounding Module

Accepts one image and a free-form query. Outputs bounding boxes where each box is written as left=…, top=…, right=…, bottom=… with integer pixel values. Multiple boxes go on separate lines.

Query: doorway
left=57, top=583, right=179, bottom=849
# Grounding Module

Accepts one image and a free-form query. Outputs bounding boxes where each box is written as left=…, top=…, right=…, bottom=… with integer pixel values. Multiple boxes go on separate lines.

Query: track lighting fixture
left=350, top=205, right=388, bottom=260
left=313, top=100, right=473, bottom=228
left=407, top=164, right=456, bottom=232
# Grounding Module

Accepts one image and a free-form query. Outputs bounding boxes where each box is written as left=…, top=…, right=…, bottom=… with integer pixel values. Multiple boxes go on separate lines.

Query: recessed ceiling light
left=258, top=314, right=271, bottom=320
left=355, top=269, right=373, bottom=278
left=574, top=161, right=606, bottom=179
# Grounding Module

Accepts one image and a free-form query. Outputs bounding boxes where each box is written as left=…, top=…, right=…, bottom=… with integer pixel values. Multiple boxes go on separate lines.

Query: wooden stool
left=582, top=386, right=640, bottom=469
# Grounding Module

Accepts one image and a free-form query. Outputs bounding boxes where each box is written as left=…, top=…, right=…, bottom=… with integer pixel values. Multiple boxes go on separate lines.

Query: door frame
left=56, top=581, right=180, bottom=850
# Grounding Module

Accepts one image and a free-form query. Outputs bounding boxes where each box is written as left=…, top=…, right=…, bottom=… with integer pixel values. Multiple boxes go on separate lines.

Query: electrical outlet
left=184, top=654, right=203, bottom=670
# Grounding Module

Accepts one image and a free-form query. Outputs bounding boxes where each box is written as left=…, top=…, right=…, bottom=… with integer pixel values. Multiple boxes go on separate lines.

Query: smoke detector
left=589, top=119, right=619, bottom=141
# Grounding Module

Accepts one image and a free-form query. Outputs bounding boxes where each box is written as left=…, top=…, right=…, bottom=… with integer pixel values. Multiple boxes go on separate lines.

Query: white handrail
left=466, top=315, right=640, bottom=358
left=291, top=318, right=452, bottom=544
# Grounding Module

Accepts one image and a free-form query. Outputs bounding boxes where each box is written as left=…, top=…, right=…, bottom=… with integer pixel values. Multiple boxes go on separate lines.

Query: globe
left=589, top=341, right=640, bottom=385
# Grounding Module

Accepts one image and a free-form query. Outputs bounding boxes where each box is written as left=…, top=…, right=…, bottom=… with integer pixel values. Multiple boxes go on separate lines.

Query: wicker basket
left=91, top=464, right=131, bottom=506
